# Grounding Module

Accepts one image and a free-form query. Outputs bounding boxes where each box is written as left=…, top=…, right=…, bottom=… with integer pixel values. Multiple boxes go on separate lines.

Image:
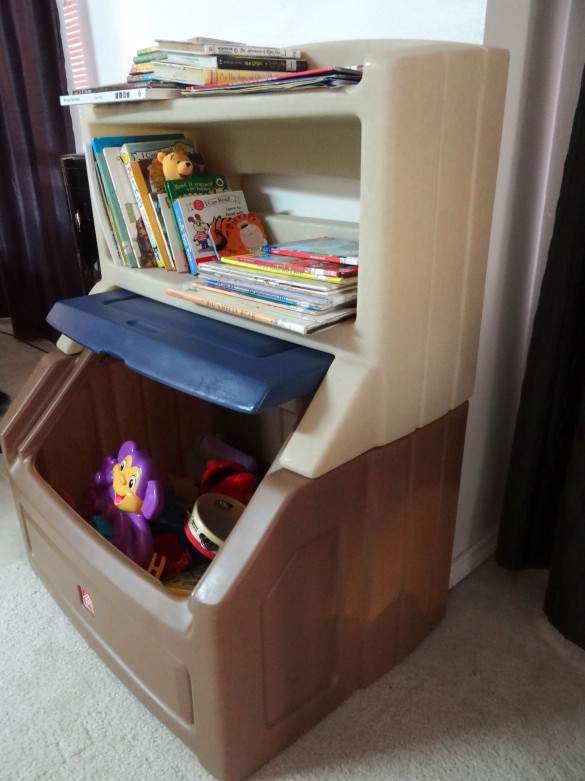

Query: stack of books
left=59, top=38, right=362, bottom=104
left=167, top=237, right=359, bottom=335
left=149, top=37, right=309, bottom=86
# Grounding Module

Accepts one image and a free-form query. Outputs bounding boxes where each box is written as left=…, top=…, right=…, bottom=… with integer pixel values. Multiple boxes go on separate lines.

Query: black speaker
left=60, top=154, right=101, bottom=294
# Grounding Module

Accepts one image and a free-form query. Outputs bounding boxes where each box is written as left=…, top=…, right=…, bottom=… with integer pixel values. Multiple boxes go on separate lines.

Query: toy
left=157, top=147, right=194, bottom=182
left=80, top=441, right=165, bottom=569
left=199, top=459, right=258, bottom=505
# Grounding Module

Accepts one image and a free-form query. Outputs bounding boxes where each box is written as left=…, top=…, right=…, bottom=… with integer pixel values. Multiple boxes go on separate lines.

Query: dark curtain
left=497, top=64, right=585, bottom=648
left=0, top=0, right=83, bottom=340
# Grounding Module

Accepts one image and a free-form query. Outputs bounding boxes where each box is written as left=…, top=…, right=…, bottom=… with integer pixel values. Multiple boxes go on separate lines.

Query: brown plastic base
left=2, top=350, right=467, bottom=781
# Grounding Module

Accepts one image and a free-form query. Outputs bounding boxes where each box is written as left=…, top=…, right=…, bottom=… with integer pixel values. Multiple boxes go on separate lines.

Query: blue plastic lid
left=47, top=289, right=333, bottom=414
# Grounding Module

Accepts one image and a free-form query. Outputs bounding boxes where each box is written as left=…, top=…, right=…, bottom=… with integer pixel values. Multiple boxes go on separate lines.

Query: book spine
left=168, top=54, right=307, bottom=72
left=265, top=247, right=359, bottom=265
left=221, top=257, right=345, bottom=283
left=202, top=44, right=302, bottom=58
left=173, top=200, right=199, bottom=274
left=158, top=194, right=189, bottom=272
left=166, top=287, right=308, bottom=334
left=192, top=280, right=323, bottom=312
left=233, top=254, right=350, bottom=278
left=121, top=154, right=167, bottom=269
left=61, top=88, right=154, bottom=105
left=153, top=63, right=290, bottom=85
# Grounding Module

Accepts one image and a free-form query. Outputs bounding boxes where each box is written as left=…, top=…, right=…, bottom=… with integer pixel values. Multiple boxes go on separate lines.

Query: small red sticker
left=79, top=587, right=95, bottom=615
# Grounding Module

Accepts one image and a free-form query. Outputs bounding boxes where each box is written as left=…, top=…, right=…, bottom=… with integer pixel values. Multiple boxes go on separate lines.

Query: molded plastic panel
left=47, top=289, right=333, bottom=413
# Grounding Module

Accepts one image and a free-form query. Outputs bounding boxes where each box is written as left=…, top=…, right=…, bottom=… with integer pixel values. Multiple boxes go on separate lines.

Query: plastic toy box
left=1, top=40, right=508, bottom=781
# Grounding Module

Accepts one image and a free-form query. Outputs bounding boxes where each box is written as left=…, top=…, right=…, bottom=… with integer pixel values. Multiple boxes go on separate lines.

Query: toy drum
left=184, top=493, right=245, bottom=560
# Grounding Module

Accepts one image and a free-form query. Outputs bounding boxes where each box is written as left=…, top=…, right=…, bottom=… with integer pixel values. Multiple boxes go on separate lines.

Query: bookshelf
left=70, top=39, right=508, bottom=481
left=4, top=40, right=508, bottom=781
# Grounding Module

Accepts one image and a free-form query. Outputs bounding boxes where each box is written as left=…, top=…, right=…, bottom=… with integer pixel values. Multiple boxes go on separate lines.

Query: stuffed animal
left=199, top=459, right=258, bottom=505
left=157, top=148, right=194, bottom=181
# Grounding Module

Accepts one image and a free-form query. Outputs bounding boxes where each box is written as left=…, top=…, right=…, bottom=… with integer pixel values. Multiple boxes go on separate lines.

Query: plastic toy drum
left=184, top=493, right=245, bottom=560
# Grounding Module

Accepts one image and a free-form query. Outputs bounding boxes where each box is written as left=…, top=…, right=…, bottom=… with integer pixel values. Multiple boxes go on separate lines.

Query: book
left=151, top=60, right=296, bottom=86
left=83, top=144, right=124, bottom=267
left=155, top=38, right=302, bottom=58
left=163, top=175, right=229, bottom=203
left=102, top=146, right=158, bottom=268
left=198, top=260, right=358, bottom=296
left=156, top=192, right=190, bottom=272
left=181, top=66, right=363, bottom=96
left=222, top=252, right=358, bottom=279
left=60, top=86, right=182, bottom=105
left=198, top=262, right=358, bottom=310
left=166, top=286, right=356, bottom=335
left=162, top=52, right=308, bottom=72
left=91, top=134, right=179, bottom=268
left=191, top=275, right=357, bottom=313
left=209, top=212, right=268, bottom=257
left=120, top=138, right=206, bottom=270
left=173, top=190, right=249, bottom=274
left=163, top=176, right=230, bottom=272
left=262, top=236, right=359, bottom=265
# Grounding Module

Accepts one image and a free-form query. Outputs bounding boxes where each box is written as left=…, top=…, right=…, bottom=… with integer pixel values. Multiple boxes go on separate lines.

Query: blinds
left=61, top=0, right=88, bottom=90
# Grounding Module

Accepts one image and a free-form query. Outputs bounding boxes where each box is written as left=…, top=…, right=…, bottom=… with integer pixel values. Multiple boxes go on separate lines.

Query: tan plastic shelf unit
left=1, top=39, right=508, bottom=781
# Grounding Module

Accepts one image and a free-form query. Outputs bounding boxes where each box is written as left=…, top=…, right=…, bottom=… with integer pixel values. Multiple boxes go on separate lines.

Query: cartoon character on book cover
left=188, top=214, right=212, bottom=252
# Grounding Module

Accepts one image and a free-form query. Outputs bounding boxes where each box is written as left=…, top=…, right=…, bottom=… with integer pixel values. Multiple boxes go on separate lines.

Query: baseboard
left=449, top=528, right=498, bottom=588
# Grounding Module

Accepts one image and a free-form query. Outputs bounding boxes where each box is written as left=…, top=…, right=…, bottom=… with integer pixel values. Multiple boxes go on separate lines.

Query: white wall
left=81, top=0, right=487, bottom=85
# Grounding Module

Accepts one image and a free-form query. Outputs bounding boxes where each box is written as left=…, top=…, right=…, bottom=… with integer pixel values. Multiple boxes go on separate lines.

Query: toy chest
left=0, top=40, right=508, bottom=781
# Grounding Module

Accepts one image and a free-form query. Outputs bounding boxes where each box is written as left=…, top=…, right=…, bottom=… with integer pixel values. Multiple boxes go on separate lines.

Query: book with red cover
left=261, top=236, right=359, bottom=265
left=226, top=252, right=358, bottom=279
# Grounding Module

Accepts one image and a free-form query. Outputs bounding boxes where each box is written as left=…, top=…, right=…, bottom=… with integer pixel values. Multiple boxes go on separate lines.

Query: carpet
left=2, top=551, right=585, bottom=781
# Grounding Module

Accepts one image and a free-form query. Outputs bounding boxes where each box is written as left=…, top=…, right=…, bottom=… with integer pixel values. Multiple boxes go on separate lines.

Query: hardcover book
left=120, top=138, right=206, bottom=270
left=91, top=134, right=182, bottom=268
left=172, top=190, right=249, bottom=274
left=102, top=146, right=158, bottom=268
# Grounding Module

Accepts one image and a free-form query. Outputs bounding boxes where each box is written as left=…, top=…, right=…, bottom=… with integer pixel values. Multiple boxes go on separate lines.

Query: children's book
left=173, top=190, right=249, bottom=274
left=84, top=145, right=124, bottom=267
left=166, top=285, right=356, bottom=335
left=163, top=175, right=229, bottom=204
left=120, top=138, right=206, bottom=270
left=209, top=212, right=268, bottom=258
left=198, top=262, right=358, bottom=310
left=91, top=134, right=183, bottom=267
left=224, top=251, right=358, bottom=279
left=102, top=146, right=158, bottom=268
left=261, top=236, right=359, bottom=265
left=156, top=193, right=190, bottom=273
left=163, top=176, right=230, bottom=273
